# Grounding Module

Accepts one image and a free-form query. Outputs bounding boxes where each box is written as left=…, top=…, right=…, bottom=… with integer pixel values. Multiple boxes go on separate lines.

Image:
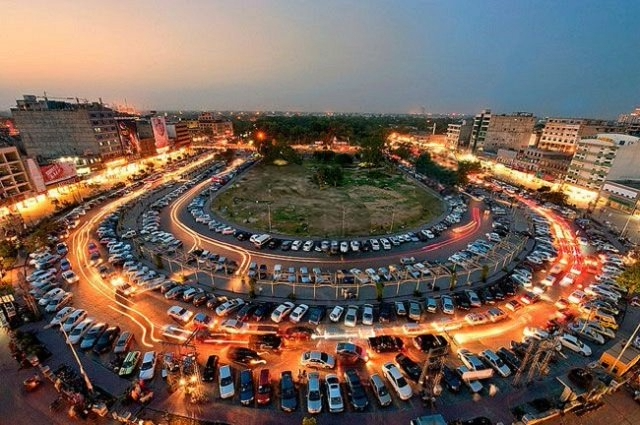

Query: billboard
left=151, top=116, right=169, bottom=152
left=40, top=162, right=77, bottom=185
left=116, top=119, right=140, bottom=155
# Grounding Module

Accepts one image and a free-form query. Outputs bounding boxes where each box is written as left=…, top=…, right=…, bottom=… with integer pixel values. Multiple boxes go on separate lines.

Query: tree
left=616, top=262, right=640, bottom=294
left=457, top=160, right=482, bottom=185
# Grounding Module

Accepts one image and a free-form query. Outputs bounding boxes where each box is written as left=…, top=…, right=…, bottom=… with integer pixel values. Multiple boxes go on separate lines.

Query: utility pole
left=341, top=207, right=346, bottom=237
left=60, top=327, right=94, bottom=394
left=389, top=208, right=395, bottom=233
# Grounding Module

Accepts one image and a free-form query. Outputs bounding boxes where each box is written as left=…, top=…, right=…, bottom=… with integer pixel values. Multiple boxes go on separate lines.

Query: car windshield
left=221, top=376, right=232, bottom=386
left=309, top=390, right=320, bottom=401
left=331, top=396, right=342, bottom=404
left=378, top=385, right=389, bottom=396
left=141, top=360, right=153, bottom=370
left=320, top=353, right=328, bottom=362
left=258, top=384, right=271, bottom=394
left=397, top=376, right=408, bottom=387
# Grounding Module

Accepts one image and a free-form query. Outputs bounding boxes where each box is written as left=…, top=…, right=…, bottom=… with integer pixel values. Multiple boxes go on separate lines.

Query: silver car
left=307, top=372, right=322, bottom=414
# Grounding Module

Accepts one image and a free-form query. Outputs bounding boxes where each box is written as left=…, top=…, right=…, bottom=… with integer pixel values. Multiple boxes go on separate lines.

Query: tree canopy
left=616, top=261, right=640, bottom=294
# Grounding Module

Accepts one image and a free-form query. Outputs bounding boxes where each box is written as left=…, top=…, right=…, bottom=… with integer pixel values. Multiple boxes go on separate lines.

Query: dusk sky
left=2, top=0, right=639, bottom=117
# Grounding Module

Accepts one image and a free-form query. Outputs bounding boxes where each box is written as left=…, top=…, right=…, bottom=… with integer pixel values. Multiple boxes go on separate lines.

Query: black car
left=344, top=369, right=368, bottom=411
left=441, top=365, right=462, bottom=393
left=240, top=369, right=255, bottom=406
left=395, top=353, right=422, bottom=382
left=193, top=292, right=214, bottom=308
left=252, top=303, right=271, bottom=322
left=280, top=371, right=297, bottom=412
left=228, top=347, right=266, bottom=367
left=267, top=239, right=281, bottom=250
left=368, top=336, right=404, bottom=353
left=202, top=354, right=218, bottom=382
left=93, top=326, right=121, bottom=354
left=236, top=303, right=257, bottom=322
left=282, top=326, right=317, bottom=341
left=280, top=240, right=292, bottom=251
left=307, top=307, right=325, bottom=325
left=249, top=334, right=283, bottom=351
left=413, top=334, right=449, bottom=356
left=453, top=292, right=471, bottom=310
left=479, top=288, right=494, bottom=304
left=496, top=347, right=521, bottom=372
left=378, top=303, right=393, bottom=323
left=490, top=285, right=505, bottom=300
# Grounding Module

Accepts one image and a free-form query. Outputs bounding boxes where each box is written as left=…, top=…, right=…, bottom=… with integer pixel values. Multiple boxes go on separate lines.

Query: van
left=256, top=369, right=272, bottom=405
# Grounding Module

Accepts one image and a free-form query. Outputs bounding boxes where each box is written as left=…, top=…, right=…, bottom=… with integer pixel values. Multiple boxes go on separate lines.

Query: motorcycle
left=23, top=375, right=42, bottom=392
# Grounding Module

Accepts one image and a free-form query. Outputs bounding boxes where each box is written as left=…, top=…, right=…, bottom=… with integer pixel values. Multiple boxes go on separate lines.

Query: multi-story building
left=446, top=120, right=473, bottom=150
left=0, top=145, right=34, bottom=203
left=566, top=134, right=640, bottom=190
left=481, top=113, right=536, bottom=153
left=537, top=118, right=619, bottom=153
left=617, top=107, right=640, bottom=135
left=11, top=95, right=123, bottom=167
left=197, top=113, right=233, bottom=139
left=516, top=147, right=574, bottom=181
left=167, top=121, right=191, bottom=148
left=469, top=109, right=491, bottom=152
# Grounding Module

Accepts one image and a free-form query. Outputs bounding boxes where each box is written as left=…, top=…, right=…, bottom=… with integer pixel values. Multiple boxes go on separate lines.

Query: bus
left=252, top=234, right=272, bottom=249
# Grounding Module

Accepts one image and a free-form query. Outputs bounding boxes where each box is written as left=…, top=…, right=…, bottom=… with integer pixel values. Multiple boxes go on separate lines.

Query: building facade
left=537, top=118, right=619, bottom=153
left=11, top=95, right=123, bottom=166
left=0, top=145, right=34, bottom=205
left=565, top=134, right=640, bottom=190
left=515, top=147, right=574, bottom=180
left=481, top=113, right=536, bottom=153
left=470, top=109, right=491, bottom=152
left=197, top=113, right=233, bottom=139
left=446, top=120, right=473, bottom=150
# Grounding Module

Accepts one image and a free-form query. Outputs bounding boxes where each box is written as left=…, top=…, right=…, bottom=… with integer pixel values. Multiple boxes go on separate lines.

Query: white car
left=220, top=319, right=249, bottom=334
left=511, top=274, right=531, bottom=288
left=289, top=304, right=309, bottom=323
left=61, top=270, right=80, bottom=284
left=139, top=351, right=157, bottom=381
left=216, top=298, right=245, bottom=317
left=307, top=372, right=322, bottom=414
left=291, top=240, right=303, bottom=251
left=61, top=309, right=87, bottom=332
left=349, top=240, right=360, bottom=252
left=45, top=292, right=73, bottom=313
left=329, top=305, right=344, bottom=322
left=441, top=295, right=455, bottom=315
left=167, top=305, right=194, bottom=325
left=302, top=240, right=315, bottom=252
left=38, top=288, right=66, bottom=306
left=344, top=305, right=358, bottom=327
left=67, top=318, right=95, bottom=344
left=382, top=363, right=412, bottom=400
left=480, top=349, right=511, bottom=377
left=218, top=365, right=235, bottom=399
left=362, top=304, right=374, bottom=325
left=27, top=268, right=57, bottom=283
left=557, top=333, right=592, bottom=356
left=325, top=374, right=344, bottom=413
left=271, top=301, right=295, bottom=323
left=49, top=306, right=76, bottom=327
left=568, top=289, right=588, bottom=305
left=523, top=327, right=549, bottom=341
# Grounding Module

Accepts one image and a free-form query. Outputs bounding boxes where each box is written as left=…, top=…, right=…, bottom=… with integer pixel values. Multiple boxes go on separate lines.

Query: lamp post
left=620, top=201, right=638, bottom=238
left=60, top=326, right=94, bottom=394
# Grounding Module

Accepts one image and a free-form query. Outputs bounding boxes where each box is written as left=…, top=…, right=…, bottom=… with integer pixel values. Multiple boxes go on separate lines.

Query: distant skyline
left=2, top=0, right=639, bottom=118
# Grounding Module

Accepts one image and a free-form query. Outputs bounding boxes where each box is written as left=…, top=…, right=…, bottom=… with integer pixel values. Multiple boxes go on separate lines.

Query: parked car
left=80, top=322, right=109, bottom=350
left=93, top=326, right=121, bottom=354
left=369, top=336, right=404, bottom=353
left=228, top=347, right=267, bottom=366
left=382, top=363, right=413, bottom=400
left=240, top=369, right=255, bottom=406
left=301, top=351, right=335, bottom=369
left=306, top=372, right=322, bottom=414
left=256, top=369, right=272, bottom=405
left=395, top=353, right=422, bottom=382
left=218, top=365, right=235, bottom=399
left=202, top=355, right=218, bottom=382
left=118, top=351, right=141, bottom=377
left=344, top=369, right=368, bottom=411
left=139, top=351, right=157, bottom=381
left=271, top=301, right=295, bottom=323
left=558, top=333, right=592, bottom=356
left=280, top=371, right=297, bottom=412
left=325, top=374, right=344, bottom=413
left=329, top=306, right=344, bottom=322
left=370, top=373, right=392, bottom=406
